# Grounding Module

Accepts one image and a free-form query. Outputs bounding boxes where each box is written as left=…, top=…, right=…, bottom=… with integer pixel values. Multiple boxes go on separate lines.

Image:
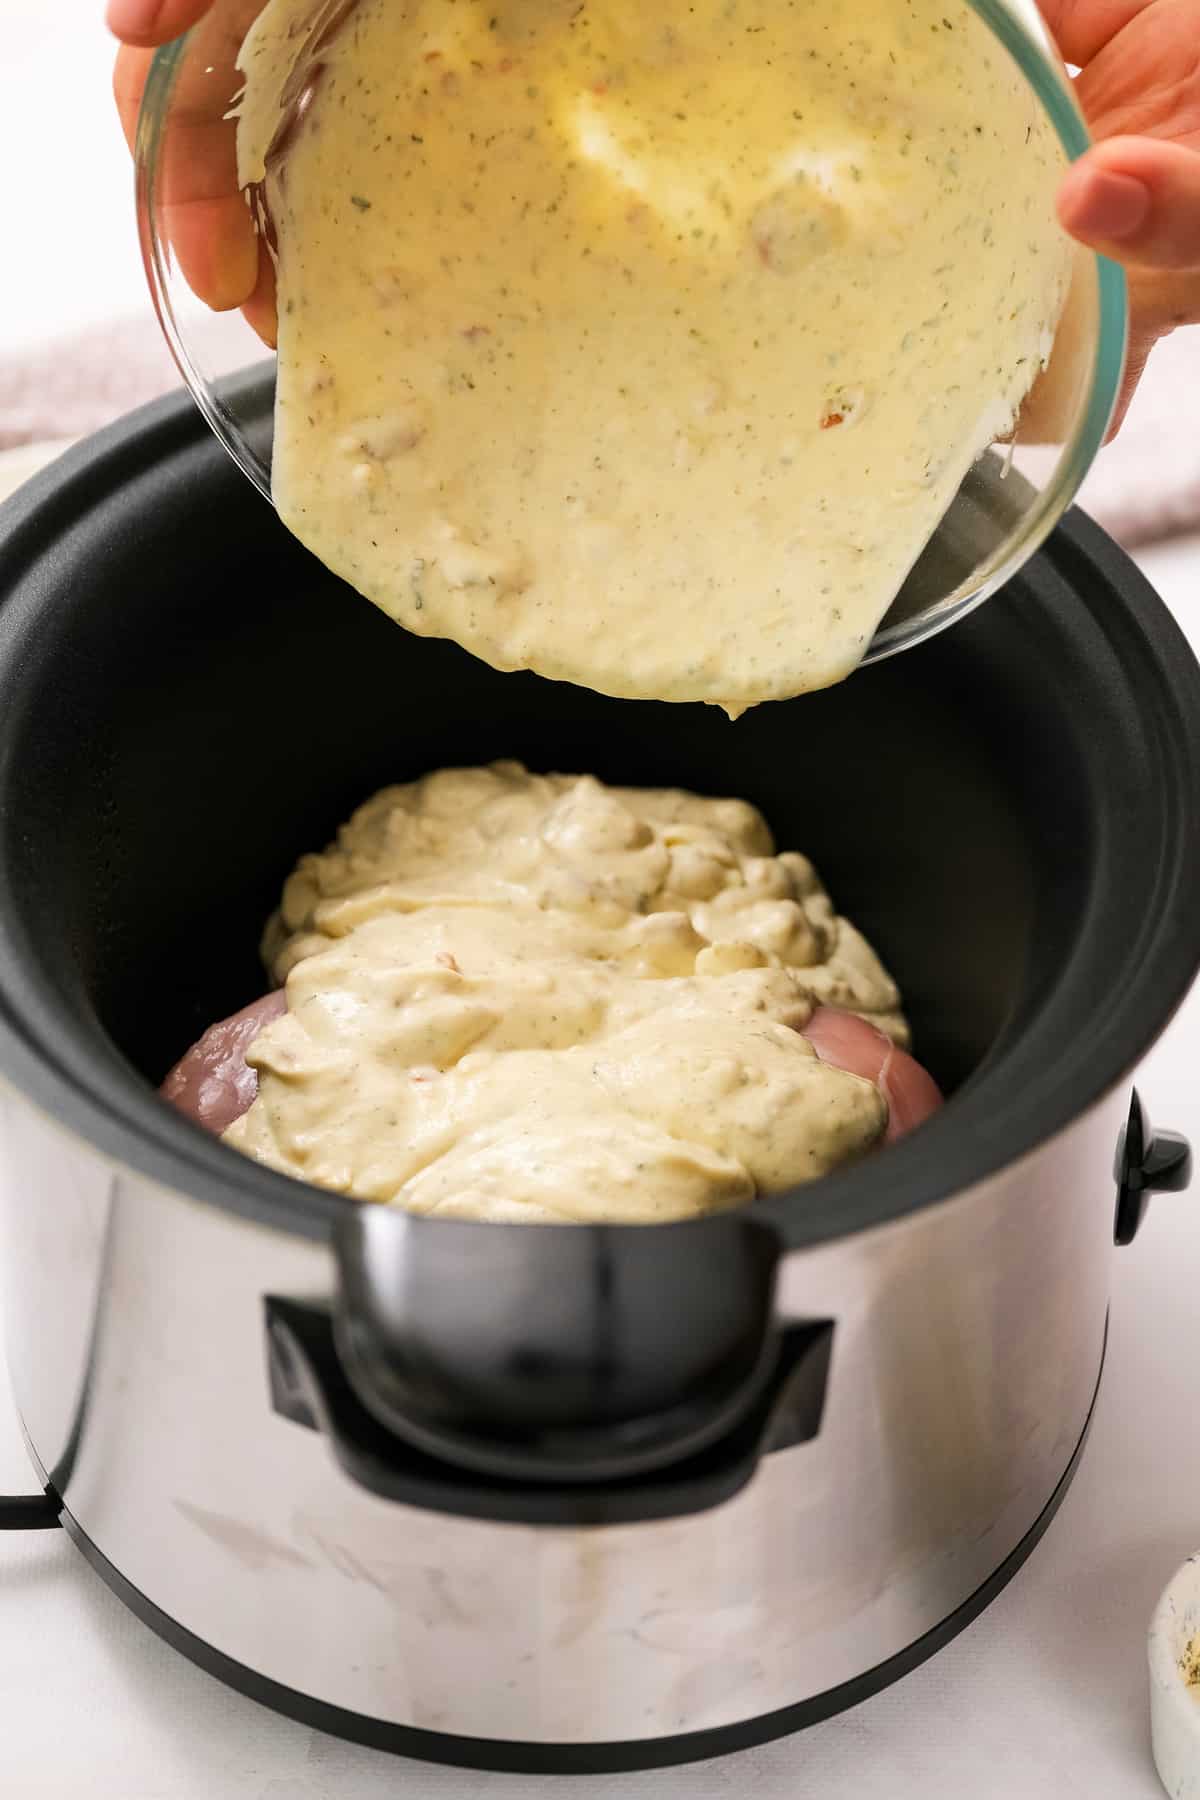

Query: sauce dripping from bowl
left=234, top=0, right=1072, bottom=713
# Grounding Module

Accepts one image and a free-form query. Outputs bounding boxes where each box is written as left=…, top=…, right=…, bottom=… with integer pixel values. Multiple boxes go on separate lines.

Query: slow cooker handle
left=1115, top=1088, right=1193, bottom=1246
left=264, top=1293, right=834, bottom=1526
left=323, top=1205, right=789, bottom=1485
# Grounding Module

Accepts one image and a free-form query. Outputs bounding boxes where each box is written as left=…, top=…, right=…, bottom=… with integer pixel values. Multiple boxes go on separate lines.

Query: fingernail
left=1061, top=169, right=1151, bottom=242
left=106, top=0, right=163, bottom=38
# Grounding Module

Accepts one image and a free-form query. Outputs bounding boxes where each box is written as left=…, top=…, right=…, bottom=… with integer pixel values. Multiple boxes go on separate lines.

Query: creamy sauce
left=225, top=764, right=905, bottom=1221
left=237, top=0, right=1070, bottom=714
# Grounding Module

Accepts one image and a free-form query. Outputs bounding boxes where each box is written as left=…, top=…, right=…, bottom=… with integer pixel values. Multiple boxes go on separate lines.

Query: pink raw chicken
left=802, top=1005, right=943, bottom=1145
left=159, top=991, right=288, bottom=1135
left=161, top=995, right=941, bottom=1153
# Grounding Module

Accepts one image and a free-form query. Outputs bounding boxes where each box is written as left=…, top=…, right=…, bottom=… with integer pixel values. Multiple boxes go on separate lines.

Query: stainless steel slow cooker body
left=0, top=397, right=1197, bottom=1774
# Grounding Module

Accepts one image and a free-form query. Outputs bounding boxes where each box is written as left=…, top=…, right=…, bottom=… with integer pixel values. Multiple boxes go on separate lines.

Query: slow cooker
left=0, top=394, right=1197, bottom=1774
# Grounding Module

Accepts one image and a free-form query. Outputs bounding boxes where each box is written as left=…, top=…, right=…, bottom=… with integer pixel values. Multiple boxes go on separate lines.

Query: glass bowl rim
left=134, top=0, right=1129, bottom=671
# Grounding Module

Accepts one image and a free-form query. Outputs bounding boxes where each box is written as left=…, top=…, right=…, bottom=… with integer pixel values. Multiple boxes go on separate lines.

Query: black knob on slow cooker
left=1114, top=1089, right=1193, bottom=1246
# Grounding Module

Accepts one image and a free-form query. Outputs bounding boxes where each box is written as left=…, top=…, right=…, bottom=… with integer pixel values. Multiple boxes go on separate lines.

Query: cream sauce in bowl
left=236, top=0, right=1071, bottom=713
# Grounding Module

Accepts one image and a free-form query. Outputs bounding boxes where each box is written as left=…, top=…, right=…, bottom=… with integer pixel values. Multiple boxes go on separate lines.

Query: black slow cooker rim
left=1, top=392, right=1199, bottom=1253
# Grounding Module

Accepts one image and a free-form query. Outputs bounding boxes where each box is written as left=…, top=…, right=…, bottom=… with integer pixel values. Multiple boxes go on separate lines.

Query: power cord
left=0, top=1492, right=62, bottom=1531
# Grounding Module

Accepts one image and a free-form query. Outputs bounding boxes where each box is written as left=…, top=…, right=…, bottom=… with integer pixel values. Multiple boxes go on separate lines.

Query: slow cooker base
left=53, top=1334, right=1104, bottom=1775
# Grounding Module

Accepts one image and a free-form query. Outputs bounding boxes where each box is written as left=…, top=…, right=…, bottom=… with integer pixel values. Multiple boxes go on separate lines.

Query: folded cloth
left=1084, top=327, right=1200, bottom=547
left=1019, top=328, right=1200, bottom=549
left=0, top=317, right=181, bottom=453
left=2, top=313, right=1199, bottom=550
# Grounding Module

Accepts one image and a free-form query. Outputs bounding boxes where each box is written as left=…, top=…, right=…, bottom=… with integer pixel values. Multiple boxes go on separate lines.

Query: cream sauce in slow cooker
left=224, top=763, right=906, bottom=1221
left=236, top=0, right=1070, bottom=714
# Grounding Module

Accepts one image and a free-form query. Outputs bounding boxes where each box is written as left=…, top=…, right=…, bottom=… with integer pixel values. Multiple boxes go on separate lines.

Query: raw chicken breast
left=161, top=994, right=941, bottom=1160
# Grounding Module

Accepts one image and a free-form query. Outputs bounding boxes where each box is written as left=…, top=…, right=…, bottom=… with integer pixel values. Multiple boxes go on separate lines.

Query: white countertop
left=0, top=501, right=1196, bottom=1797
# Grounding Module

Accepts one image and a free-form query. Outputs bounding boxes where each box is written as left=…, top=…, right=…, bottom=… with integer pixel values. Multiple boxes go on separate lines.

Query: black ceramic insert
left=0, top=390, right=1198, bottom=1271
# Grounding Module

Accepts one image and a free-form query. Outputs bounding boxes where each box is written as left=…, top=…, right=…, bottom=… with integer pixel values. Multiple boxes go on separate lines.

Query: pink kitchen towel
left=2, top=313, right=1198, bottom=550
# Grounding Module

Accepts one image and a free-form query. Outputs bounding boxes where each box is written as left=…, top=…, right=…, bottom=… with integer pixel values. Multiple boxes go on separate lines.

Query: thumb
left=1057, top=136, right=1200, bottom=272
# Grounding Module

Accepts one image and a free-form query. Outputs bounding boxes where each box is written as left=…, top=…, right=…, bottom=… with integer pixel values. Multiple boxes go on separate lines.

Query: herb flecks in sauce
left=226, top=764, right=904, bottom=1221
left=237, top=0, right=1070, bottom=713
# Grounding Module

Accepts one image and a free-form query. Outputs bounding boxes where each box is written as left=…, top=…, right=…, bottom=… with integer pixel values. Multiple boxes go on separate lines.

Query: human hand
left=108, top=0, right=276, bottom=345
left=1042, top=0, right=1200, bottom=429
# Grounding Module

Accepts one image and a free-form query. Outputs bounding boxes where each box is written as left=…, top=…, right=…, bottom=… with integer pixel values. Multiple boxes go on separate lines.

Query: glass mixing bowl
left=135, top=0, right=1128, bottom=669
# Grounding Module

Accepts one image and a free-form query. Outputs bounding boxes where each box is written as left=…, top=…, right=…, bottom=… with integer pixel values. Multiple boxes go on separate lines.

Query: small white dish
left=1150, top=1556, right=1200, bottom=1798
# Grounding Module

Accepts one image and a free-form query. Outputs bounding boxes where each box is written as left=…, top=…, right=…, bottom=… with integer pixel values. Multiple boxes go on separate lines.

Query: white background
left=3, top=3, right=1200, bottom=1795
left=0, top=2, right=150, bottom=355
